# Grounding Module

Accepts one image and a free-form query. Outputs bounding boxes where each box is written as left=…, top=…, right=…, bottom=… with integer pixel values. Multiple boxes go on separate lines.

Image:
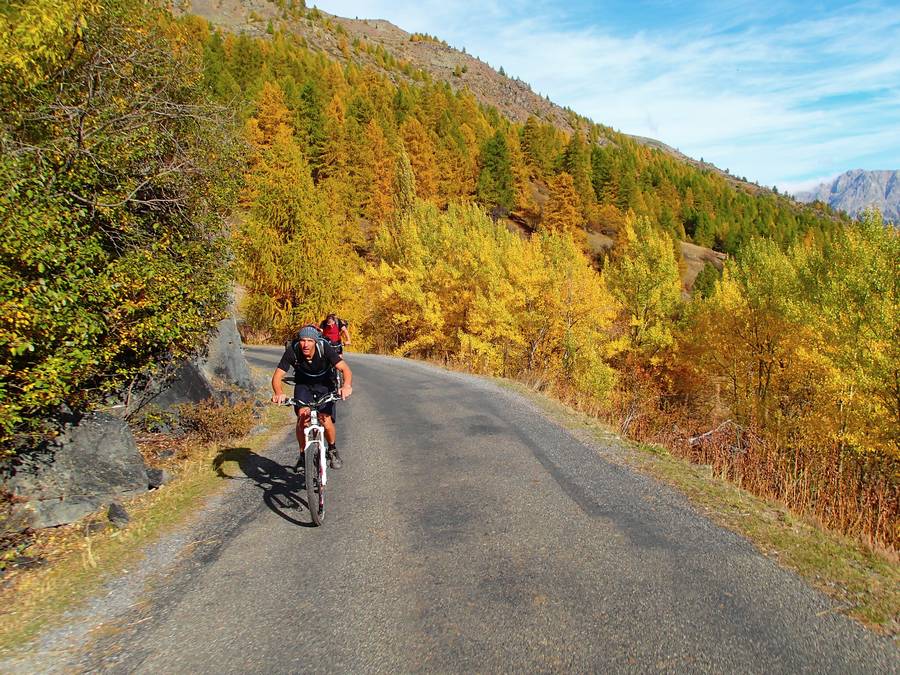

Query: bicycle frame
left=304, top=408, right=328, bottom=489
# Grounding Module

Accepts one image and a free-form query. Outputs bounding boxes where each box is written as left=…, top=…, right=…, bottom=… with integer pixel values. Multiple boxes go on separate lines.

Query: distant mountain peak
left=794, top=169, right=899, bottom=223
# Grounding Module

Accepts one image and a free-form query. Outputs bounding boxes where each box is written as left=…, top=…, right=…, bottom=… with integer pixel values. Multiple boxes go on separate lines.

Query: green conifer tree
left=476, top=130, right=514, bottom=210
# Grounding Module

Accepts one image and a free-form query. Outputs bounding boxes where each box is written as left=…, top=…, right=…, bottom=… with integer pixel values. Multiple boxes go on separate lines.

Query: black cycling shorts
left=292, top=382, right=335, bottom=417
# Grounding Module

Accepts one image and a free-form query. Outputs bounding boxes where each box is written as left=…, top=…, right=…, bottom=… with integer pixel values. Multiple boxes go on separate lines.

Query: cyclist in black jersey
left=271, top=326, right=353, bottom=469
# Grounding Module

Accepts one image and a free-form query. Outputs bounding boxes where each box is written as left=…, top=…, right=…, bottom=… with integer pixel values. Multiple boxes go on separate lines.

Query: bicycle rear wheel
left=304, top=437, right=325, bottom=526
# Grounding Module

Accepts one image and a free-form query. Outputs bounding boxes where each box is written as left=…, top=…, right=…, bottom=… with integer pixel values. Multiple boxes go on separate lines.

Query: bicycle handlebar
left=278, top=391, right=342, bottom=408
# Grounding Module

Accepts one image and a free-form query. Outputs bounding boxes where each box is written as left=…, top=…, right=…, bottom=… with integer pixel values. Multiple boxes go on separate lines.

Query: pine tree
left=476, top=130, right=514, bottom=210
left=563, top=131, right=595, bottom=221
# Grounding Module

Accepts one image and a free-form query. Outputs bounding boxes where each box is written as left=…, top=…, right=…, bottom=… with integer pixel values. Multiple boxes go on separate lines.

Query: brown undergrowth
left=598, top=376, right=899, bottom=554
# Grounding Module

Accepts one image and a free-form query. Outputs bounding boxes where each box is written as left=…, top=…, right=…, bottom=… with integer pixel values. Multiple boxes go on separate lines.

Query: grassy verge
left=499, top=379, right=899, bottom=637
left=0, top=403, right=294, bottom=655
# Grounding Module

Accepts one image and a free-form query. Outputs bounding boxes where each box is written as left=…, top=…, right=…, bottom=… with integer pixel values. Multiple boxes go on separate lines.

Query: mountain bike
left=280, top=390, right=341, bottom=526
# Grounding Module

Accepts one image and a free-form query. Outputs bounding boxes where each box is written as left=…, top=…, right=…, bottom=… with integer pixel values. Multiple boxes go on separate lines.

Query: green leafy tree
left=0, top=0, right=237, bottom=451
left=692, top=262, right=720, bottom=299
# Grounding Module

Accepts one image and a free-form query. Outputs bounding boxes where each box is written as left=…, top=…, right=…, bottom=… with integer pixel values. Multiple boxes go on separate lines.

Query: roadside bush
left=0, top=0, right=241, bottom=454
left=178, top=399, right=256, bottom=442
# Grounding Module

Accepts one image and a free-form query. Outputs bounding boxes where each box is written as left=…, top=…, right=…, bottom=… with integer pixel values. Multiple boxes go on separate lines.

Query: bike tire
left=304, top=437, right=325, bottom=526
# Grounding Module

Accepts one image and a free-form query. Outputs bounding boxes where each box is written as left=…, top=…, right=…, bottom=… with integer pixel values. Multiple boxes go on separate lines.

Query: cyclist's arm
left=340, top=325, right=351, bottom=345
left=271, top=367, right=288, bottom=404
left=335, top=360, right=352, bottom=399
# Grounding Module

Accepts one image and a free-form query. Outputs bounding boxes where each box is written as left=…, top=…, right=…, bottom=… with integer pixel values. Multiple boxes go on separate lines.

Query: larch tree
left=359, top=118, right=396, bottom=226
left=400, top=116, right=438, bottom=201
left=542, top=172, right=583, bottom=243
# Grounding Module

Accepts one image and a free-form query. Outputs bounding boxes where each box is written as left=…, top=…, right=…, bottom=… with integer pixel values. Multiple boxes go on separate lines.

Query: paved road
left=63, top=349, right=900, bottom=672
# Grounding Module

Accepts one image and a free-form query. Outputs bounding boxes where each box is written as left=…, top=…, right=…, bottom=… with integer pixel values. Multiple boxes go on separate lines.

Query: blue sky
left=317, top=0, right=900, bottom=194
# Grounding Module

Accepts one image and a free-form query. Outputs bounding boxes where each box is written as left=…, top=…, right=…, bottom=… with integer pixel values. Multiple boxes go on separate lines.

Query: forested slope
left=1, top=1, right=895, bottom=552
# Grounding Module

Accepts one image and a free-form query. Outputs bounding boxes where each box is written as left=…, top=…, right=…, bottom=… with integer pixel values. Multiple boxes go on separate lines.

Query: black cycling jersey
left=277, top=341, right=342, bottom=386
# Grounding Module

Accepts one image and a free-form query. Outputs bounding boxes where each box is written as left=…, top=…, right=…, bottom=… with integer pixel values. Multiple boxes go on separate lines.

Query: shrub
left=178, top=399, right=256, bottom=442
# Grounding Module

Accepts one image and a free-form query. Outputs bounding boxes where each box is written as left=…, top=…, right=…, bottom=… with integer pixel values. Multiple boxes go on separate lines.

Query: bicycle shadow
left=212, top=447, right=316, bottom=528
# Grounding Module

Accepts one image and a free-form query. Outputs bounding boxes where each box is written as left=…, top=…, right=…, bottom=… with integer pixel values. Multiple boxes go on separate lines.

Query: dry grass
left=671, top=432, right=899, bottom=552
left=632, top=443, right=900, bottom=636
left=0, top=404, right=294, bottom=655
left=603, top=386, right=899, bottom=552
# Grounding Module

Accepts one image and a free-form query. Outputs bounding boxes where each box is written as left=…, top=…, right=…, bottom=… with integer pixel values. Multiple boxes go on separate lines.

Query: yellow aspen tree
left=541, top=232, right=618, bottom=400
left=604, top=214, right=682, bottom=358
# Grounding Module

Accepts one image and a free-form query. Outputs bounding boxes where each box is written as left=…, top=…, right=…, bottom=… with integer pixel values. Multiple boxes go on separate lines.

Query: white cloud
left=779, top=173, right=843, bottom=197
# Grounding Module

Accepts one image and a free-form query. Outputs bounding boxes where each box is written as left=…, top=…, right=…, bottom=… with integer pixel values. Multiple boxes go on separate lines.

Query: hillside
left=185, top=0, right=780, bottom=196
left=795, top=169, right=899, bottom=223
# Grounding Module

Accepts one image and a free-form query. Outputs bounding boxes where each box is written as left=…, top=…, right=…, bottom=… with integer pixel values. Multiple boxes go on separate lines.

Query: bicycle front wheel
left=304, top=438, right=325, bottom=526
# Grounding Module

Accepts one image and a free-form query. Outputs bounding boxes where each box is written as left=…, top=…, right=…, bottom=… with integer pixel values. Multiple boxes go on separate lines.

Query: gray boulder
left=199, top=303, right=253, bottom=391
left=122, top=302, right=252, bottom=418
left=2, top=413, right=148, bottom=531
left=146, top=467, right=172, bottom=489
left=143, top=359, right=218, bottom=411
left=107, top=501, right=130, bottom=529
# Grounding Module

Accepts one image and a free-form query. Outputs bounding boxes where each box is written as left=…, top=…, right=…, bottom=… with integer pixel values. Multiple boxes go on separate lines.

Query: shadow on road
left=212, top=447, right=316, bottom=527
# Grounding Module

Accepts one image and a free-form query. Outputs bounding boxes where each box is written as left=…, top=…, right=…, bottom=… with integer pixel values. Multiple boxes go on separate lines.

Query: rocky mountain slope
left=794, top=170, right=899, bottom=223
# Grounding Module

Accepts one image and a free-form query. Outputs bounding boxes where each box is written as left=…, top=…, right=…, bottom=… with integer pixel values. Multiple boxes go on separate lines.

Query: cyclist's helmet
left=297, top=325, right=319, bottom=340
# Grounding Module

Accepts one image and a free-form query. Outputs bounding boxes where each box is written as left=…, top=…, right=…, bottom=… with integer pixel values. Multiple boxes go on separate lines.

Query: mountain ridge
left=794, top=169, right=899, bottom=223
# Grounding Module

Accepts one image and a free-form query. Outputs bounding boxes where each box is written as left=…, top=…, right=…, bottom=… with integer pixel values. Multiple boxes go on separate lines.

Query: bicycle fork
left=304, top=417, right=328, bottom=488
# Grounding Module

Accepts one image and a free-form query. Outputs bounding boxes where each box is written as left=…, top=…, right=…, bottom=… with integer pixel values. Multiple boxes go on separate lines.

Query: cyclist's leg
left=322, top=413, right=336, bottom=446
left=294, top=408, right=311, bottom=443
left=293, top=383, right=316, bottom=462
left=321, top=410, right=342, bottom=469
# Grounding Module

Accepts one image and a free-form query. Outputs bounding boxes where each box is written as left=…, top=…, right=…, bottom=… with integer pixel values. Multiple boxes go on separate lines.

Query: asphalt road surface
left=35, top=348, right=900, bottom=672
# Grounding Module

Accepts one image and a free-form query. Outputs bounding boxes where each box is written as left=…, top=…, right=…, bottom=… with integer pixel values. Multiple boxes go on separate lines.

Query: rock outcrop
left=2, top=413, right=148, bottom=531
left=1, top=302, right=254, bottom=532
left=199, top=304, right=253, bottom=391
